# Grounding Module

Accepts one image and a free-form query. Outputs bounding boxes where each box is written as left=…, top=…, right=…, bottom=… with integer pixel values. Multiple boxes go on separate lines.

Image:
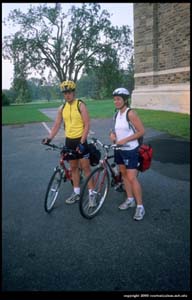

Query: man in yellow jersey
left=42, top=80, right=95, bottom=205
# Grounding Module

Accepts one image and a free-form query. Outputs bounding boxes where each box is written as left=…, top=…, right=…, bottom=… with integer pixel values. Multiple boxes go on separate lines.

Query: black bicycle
left=79, top=138, right=125, bottom=219
left=43, top=143, right=83, bottom=213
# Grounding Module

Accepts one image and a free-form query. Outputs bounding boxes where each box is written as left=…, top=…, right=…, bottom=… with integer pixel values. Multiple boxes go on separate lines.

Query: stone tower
left=132, top=3, right=190, bottom=114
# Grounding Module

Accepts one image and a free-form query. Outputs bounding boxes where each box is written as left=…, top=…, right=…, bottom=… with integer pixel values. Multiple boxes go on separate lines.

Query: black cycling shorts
left=65, top=137, right=89, bottom=160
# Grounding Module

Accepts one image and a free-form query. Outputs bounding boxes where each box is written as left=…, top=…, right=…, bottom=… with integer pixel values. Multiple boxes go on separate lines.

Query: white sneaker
left=89, top=194, right=97, bottom=207
left=65, top=192, right=80, bottom=204
left=134, top=206, right=145, bottom=220
left=119, top=199, right=136, bottom=210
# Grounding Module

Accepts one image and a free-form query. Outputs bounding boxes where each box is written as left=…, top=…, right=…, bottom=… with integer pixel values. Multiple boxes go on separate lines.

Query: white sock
left=89, top=189, right=93, bottom=195
left=137, top=204, right=144, bottom=209
left=74, top=187, right=80, bottom=195
left=126, top=197, right=134, bottom=203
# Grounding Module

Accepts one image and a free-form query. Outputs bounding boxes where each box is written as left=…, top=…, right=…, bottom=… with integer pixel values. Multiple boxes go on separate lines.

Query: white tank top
left=115, top=108, right=139, bottom=150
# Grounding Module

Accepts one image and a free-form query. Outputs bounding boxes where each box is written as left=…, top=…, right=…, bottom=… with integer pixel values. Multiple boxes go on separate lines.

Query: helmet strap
left=119, top=103, right=126, bottom=110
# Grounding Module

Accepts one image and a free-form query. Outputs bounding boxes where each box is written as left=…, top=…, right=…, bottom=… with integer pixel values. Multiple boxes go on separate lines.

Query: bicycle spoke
left=44, top=169, right=62, bottom=212
left=79, top=167, right=109, bottom=219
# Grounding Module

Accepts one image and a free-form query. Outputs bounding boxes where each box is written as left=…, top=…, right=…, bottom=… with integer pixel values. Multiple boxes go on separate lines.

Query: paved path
left=2, top=116, right=190, bottom=293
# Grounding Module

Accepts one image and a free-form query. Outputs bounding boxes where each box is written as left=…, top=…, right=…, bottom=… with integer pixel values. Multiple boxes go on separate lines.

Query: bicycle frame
left=43, top=142, right=81, bottom=213
left=46, top=143, right=74, bottom=181
left=83, top=139, right=124, bottom=203
left=58, top=152, right=72, bottom=181
left=79, top=138, right=125, bottom=219
left=91, top=138, right=123, bottom=186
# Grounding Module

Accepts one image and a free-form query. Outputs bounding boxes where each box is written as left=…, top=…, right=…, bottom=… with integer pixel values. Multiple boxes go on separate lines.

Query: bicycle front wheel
left=79, top=166, right=110, bottom=219
left=44, top=169, right=62, bottom=213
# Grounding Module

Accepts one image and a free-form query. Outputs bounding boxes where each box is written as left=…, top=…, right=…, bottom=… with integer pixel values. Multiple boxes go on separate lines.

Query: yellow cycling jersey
left=62, top=99, right=84, bottom=139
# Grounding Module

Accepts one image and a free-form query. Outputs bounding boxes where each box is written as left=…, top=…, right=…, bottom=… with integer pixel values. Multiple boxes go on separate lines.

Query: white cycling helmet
left=112, top=88, right=130, bottom=108
left=112, top=87, right=130, bottom=98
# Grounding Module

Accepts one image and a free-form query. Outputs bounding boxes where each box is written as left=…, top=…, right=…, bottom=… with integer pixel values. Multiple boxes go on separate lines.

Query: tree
left=126, top=55, right=135, bottom=95
left=3, top=3, right=133, bottom=84
left=2, top=92, right=10, bottom=106
left=11, top=33, right=31, bottom=103
left=27, top=77, right=42, bottom=100
left=26, top=77, right=61, bottom=101
left=94, top=48, right=123, bottom=98
left=119, top=55, right=135, bottom=96
left=3, top=88, right=16, bottom=104
left=13, top=78, right=31, bottom=103
left=81, top=45, right=127, bottom=99
left=76, top=71, right=99, bottom=99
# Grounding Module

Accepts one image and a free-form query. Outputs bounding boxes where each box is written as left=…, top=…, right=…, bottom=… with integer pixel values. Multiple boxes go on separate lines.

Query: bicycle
left=43, top=143, right=83, bottom=213
left=79, top=137, right=126, bottom=219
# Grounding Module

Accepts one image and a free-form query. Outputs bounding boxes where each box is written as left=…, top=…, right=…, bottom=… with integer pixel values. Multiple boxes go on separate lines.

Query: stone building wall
left=132, top=3, right=190, bottom=114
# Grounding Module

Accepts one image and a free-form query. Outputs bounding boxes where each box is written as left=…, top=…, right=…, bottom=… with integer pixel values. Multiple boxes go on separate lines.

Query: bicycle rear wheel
left=44, top=169, right=62, bottom=212
left=79, top=166, right=109, bottom=219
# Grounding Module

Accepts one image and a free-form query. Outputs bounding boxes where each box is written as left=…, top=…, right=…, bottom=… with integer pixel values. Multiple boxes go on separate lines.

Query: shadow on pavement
left=150, top=138, right=189, bottom=164
left=149, top=137, right=190, bottom=182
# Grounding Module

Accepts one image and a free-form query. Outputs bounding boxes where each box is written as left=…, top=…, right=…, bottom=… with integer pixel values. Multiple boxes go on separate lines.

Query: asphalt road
left=2, top=115, right=190, bottom=295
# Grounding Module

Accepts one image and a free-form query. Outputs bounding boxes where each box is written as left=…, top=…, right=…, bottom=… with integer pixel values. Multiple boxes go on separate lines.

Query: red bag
left=137, top=144, right=153, bottom=172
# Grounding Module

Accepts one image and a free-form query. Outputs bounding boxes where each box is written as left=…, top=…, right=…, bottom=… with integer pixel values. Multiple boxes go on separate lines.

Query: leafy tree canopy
left=3, top=3, right=133, bottom=83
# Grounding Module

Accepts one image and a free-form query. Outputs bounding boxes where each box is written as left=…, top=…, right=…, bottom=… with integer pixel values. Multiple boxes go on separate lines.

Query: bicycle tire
left=44, top=169, right=62, bottom=213
left=79, top=166, right=110, bottom=219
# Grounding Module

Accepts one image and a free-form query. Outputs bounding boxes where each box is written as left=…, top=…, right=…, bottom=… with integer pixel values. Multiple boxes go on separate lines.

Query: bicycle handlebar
left=42, top=142, right=77, bottom=155
left=90, top=137, right=123, bottom=151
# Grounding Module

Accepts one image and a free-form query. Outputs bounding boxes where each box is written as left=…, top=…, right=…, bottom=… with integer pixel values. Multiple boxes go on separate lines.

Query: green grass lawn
left=2, top=101, right=62, bottom=124
left=136, top=109, right=190, bottom=139
left=2, top=100, right=190, bottom=139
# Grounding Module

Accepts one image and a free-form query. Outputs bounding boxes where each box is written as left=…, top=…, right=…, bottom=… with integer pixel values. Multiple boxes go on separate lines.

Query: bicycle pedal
left=114, top=184, right=124, bottom=192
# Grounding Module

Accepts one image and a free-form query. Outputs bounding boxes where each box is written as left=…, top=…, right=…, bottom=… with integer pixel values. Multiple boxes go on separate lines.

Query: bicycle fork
left=92, top=167, right=108, bottom=197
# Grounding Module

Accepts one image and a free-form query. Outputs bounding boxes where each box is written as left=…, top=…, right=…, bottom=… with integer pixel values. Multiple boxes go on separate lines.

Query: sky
left=2, top=2, right=133, bottom=90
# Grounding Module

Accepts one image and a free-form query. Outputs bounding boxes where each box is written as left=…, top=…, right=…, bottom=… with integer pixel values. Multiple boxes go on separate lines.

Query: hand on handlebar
left=110, top=143, right=123, bottom=150
left=76, top=143, right=86, bottom=154
left=41, top=137, right=52, bottom=145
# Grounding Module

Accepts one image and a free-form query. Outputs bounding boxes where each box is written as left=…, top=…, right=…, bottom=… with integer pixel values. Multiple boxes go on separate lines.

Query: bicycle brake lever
left=110, top=144, right=117, bottom=149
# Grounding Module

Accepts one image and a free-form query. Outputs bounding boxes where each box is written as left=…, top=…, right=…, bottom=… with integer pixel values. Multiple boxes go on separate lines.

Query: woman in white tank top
left=109, top=87, right=145, bottom=221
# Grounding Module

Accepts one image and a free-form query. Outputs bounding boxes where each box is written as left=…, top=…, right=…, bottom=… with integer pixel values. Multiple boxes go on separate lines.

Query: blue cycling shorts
left=114, top=147, right=139, bottom=169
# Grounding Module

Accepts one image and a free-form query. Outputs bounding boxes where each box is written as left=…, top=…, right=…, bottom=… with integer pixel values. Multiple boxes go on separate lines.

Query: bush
left=2, top=93, right=10, bottom=106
